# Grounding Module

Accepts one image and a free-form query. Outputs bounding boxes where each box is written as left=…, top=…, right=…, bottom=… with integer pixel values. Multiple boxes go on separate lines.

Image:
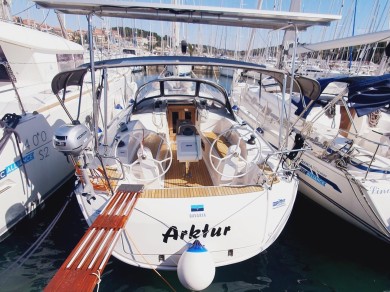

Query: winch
left=53, top=122, right=92, bottom=156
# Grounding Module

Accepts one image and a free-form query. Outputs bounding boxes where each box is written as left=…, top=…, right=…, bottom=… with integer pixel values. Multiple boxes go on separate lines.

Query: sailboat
left=0, top=8, right=134, bottom=239
left=0, top=12, right=84, bottom=239
left=229, top=0, right=390, bottom=244
left=294, top=75, right=390, bottom=242
left=34, top=1, right=339, bottom=291
left=232, top=60, right=390, bottom=243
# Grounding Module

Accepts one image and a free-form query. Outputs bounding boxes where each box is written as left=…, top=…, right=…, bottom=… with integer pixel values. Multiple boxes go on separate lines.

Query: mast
left=0, top=0, right=12, bottom=21
left=77, top=15, right=84, bottom=47
left=348, top=0, right=358, bottom=71
left=244, top=0, right=263, bottom=62
left=276, top=0, right=301, bottom=69
left=56, top=11, right=69, bottom=40
left=171, top=0, right=180, bottom=55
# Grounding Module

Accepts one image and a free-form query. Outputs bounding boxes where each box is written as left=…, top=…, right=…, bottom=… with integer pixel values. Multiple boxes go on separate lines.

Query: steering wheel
left=115, top=129, right=172, bottom=181
left=209, top=126, right=262, bottom=178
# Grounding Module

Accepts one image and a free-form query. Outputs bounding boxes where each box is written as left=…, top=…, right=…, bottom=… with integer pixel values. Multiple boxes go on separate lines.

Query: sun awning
left=51, top=56, right=320, bottom=100
left=286, top=75, right=321, bottom=100
left=34, top=1, right=340, bottom=31
left=88, top=56, right=321, bottom=99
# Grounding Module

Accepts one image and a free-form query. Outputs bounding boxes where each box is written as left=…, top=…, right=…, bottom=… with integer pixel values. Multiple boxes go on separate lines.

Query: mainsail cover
left=317, top=74, right=390, bottom=117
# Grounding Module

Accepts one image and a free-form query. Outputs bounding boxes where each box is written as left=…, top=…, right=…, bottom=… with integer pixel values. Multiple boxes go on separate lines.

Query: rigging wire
left=12, top=4, right=35, bottom=16
left=37, top=8, right=50, bottom=27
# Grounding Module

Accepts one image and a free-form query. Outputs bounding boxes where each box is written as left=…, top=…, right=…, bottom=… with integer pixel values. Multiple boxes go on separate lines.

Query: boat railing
left=76, top=155, right=126, bottom=194
left=323, top=128, right=389, bottom=179
left=0, top=61, right=25, bottom=115
left=259, top=146, right=310, bottom=188
left=101, top=155, right=126, bottom=179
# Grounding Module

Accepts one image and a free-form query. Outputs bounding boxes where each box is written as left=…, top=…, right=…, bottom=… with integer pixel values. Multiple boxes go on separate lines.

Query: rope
left=334, top=141, right=356, bottom=170
left=0, top=192, right=74, bottom=284
left=96, top=153, right=114, bottom=196
left=0, top=114, right=21, bottom=152
left=368, top=109, right=381, bottom=127
left=91, top=270, right=102, bottom=292
left=124, top=229, right=176, bottom=292
left=0, top=121, right=13, bottom=153
left=324, top=104, right=336, bottom=129
left=301, top=121, right=314, bottom=137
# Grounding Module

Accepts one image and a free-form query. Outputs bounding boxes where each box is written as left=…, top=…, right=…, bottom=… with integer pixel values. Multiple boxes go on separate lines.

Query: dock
left=45, top=184, right=142, bottom=292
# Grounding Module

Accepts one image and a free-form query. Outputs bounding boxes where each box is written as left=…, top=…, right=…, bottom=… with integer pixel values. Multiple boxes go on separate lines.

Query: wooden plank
left=45, top=186, right=141, bottom=292
left=142, top=185, right=263, bottom=198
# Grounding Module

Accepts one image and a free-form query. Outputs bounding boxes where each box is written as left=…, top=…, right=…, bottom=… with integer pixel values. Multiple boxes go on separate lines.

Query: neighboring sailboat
left=294, top=75, right=390, bottom=243
left=0, top=16, right=84, bottom=239
left=232, top=68, right=390, bottom=243
left=0, top=11, right=135, bottom=239
left=292, top=30, right=390, bottom=76
left=229, top=0, right=390, bottom=243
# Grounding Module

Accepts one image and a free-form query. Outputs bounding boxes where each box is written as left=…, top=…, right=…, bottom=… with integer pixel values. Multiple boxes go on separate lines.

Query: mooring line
left=0, top=192, right=74, bottom=284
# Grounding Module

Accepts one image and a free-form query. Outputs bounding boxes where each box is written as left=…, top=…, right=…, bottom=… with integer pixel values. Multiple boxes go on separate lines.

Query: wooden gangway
left=45, top=184, right=143, bottom=292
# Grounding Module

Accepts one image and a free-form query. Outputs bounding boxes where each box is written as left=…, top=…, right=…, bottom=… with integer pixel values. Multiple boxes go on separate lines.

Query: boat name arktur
left=162, top=224, right=231, bottom=243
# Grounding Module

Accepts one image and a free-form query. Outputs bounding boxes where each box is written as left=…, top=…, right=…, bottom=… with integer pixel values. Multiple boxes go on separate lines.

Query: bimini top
left=133, top=77, right=231, bottom=109
left=51, top=55, right=321, bottom=100
left=34, top=0, right=340, bottom=31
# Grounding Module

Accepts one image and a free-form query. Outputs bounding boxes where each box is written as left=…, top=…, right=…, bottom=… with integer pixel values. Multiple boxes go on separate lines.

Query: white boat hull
left=298, top=154, right=390, bottom=241
left=76, top=178, right=298, bottom=270
left=0, top=113, right=73, bottom=237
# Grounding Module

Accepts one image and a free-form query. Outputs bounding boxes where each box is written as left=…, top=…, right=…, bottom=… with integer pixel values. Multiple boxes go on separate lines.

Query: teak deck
left=164, top=142, right=213, bottom=188
left=164, top=131, right=230, bottom=188
left=45, top=186, right=141, bottom=292
left=142, top=184, right=263, bottom=198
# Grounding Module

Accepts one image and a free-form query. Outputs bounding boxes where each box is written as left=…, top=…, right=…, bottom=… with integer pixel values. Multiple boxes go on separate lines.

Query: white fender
left=177, top=240, right=215, bottom=291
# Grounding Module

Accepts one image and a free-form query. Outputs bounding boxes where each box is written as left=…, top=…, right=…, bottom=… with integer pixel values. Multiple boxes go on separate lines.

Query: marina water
left=0, top=177, right=389, bottom=291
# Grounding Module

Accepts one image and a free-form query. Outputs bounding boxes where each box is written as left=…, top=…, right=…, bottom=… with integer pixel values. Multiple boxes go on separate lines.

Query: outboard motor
left=53, top=122, right=92, bottom=156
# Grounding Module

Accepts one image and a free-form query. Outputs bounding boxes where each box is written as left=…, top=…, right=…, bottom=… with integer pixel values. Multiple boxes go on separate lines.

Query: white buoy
left=177, top=240, right=215, bottom=291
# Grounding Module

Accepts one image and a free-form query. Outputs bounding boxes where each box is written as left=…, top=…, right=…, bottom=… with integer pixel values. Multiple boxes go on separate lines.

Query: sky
left=9, top=0, right=390, bottom=51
